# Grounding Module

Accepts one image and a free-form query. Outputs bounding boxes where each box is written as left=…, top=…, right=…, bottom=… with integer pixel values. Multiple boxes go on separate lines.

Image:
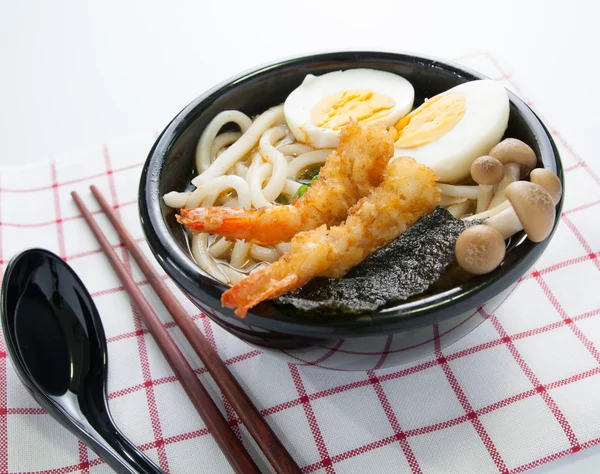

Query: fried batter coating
left=222, top=157, right=441, bottom=317
left=177, top=121, right=394, bottom=245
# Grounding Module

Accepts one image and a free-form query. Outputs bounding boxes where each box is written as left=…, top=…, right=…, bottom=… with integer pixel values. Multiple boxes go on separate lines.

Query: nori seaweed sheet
left=275, top=207, right=474, bottom=314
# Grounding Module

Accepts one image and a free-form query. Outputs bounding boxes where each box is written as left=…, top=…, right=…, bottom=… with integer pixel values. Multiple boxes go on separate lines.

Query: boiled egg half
left=284, top=69, right=414, bottom=149
left=393, top=80, right=509, bottom=183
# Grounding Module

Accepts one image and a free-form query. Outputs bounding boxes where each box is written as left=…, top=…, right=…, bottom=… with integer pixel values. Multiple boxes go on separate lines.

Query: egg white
left=284, top=69, right=414, bottom=149
left=394, top=80, right=509, bottom=183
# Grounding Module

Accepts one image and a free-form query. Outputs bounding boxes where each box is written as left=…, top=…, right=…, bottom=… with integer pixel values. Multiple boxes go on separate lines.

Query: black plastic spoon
left=0, top=248, right=164, bottom=474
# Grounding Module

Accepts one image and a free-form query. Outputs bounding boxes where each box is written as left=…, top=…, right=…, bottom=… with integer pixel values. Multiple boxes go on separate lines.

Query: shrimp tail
left=222, top=273, right=298, bottom=317
left=178, top=205, right=305, bottom=245
left=177, top=207, right=256, bottom=240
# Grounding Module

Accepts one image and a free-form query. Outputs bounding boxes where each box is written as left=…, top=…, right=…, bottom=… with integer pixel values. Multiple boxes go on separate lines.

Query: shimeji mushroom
left=465, top=167, right=561, bottom=222
left=455, top=225, right=506, bottom=275
left=456, top=179, right=557, bottom=275
left=437, top=154, right=506, bottom=215
left=530, top=168, right=563, bottom=205
left=471, top=155, right=505, bottom=213
left=488, top=138, right=537, bottom=208
left=484, top=180, right=555, bottom=242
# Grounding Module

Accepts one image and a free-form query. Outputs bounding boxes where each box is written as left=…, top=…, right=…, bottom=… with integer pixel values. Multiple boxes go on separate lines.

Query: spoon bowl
left=1, top=248, right=164, bottom=474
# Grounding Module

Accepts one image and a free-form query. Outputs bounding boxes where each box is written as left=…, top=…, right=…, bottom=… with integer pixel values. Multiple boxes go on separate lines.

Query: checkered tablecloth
left=1, top=53, right=599, bottom=474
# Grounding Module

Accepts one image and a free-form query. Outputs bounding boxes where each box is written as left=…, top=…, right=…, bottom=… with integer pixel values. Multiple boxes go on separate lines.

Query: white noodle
left=190, top=234, right=228, bottom=283
left=208, top=237, right=233, bottom=258
left=201, top=190, right=220, bottom=207
left=211, top=132, right=242, bottom=159
left=258, top=126, right=289, bottom=201
left=191, top=234, right=246, bottom=284
left=163, top=191, right=191, bottom=209
left=283, top=179, right=302, bottom=196
left=169, top=103, right=331, bottom=282
left=220, top=265, right=246, bottom=285
left=185, top=175, right=251, bottom=209
left=247, top=162, right=273, bottom=208
left=250, top=244, right=280, bottom=263
left=234, top=162, right=248, bottom=177
left=192, top=105, right=284, bottom=187
left=287, top=150, right=330, bottom=179
left=230, top=240, right=251, bottom=268
left=245, top=152, right=269, bottom=208
left=196, top=111, right=252, bottom=173
left=278, top=143, right=314, bottom=156
left=224, top=197, right=239, bottom=207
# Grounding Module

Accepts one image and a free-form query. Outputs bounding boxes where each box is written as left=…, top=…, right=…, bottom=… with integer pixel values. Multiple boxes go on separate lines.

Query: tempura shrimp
left=221, top=157, right=441, bottom=317
left=177, top=121, right=394, bottom=245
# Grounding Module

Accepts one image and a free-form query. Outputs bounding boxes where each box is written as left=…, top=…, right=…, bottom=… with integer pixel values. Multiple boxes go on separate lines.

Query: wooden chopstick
left=71, top=191, right=261, bottom=474
left=88, top=186, right=301, bottom=474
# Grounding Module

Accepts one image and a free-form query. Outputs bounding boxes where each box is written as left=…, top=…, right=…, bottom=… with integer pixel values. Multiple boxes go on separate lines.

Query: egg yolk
left=311, top=90, right=395, bottom=130
left=394, top=93, right=465, bottom=148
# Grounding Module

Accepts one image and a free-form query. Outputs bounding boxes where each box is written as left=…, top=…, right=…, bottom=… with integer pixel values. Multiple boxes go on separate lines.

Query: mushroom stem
left=484, top=207, right=523, bottom=239
left=488, top=163, right=520, bottom=208
left=470, top=155, right=505, bottom=215
left=447, top=200, right=474, bottom=218
left=476, top=184, right=494, bottom=213
left=484, top=181, right=555, bottom=243
left=464, top=200, right=511, bottom=221
left=441, top=195, right=468, bottom=207
left=437, top=183, right=480, bottom=200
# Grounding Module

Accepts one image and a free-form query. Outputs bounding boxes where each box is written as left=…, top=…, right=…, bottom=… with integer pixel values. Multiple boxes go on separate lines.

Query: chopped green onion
left=292, top=184, right=309, bottom=201
left=281, top=174, right=319, bottom=203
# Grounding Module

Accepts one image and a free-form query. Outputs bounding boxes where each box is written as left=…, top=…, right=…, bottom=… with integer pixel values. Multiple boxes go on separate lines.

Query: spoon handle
left=73, top=191, right=261, bottom=473
left=31, top=392, right=164, bottom=474
left=84, top=426, right=164, bottom=474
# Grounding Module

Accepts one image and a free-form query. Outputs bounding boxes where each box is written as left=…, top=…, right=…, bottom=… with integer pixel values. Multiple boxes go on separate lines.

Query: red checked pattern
left=0, top=53, right=599, bottom=474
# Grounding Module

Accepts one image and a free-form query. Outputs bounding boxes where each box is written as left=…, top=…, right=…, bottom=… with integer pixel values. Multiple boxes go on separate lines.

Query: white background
left=0, top=0, right=597, bottom=167
left=1, top=0, right=598, bottom=472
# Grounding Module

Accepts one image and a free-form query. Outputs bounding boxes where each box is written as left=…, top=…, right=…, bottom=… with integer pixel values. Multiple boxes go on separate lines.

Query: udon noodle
left=163, top=105, right=329, bottom=284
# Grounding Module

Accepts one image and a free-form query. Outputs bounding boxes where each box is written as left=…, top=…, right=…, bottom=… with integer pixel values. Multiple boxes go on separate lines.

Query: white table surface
left=1, top=0, right=598, bottom=472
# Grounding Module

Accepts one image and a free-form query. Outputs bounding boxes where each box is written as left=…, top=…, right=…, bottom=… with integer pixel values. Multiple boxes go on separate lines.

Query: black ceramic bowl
left=139, top=51, right=563, bottom=370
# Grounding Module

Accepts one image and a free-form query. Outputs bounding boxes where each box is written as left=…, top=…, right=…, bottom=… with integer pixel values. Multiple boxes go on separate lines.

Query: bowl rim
left=139, top=50, right=564, bottom=338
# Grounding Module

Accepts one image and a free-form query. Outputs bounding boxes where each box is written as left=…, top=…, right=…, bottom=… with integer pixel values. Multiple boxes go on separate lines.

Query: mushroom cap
left=489, top=138, right=537, bottom=176
left=471, top=155, right=505, bottom=185
left=505, top=181, right=555, bottom=242
left=455, top=225, right=506, bottom=275
left=530, top=168, right=562, bottom=205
